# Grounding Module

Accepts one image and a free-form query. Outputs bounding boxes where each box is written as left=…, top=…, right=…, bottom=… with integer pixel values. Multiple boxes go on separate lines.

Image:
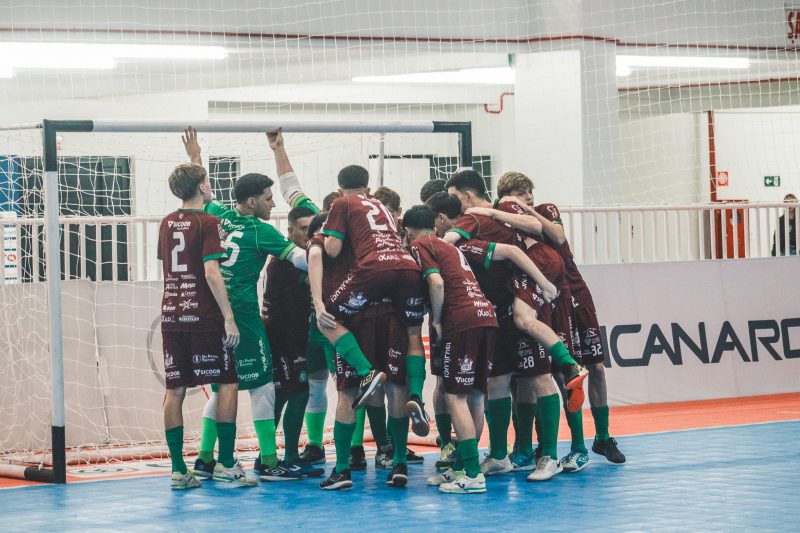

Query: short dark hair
left=307, top=212, right=328, bottom=238
left=322, top=191, right=340, bottom=211
left=168, top=163, right=207, bottom=200
left=426, top=191, right=462, bottom=219
left=420, top=179, right=446, bottom=203
left=374, top=186, right=401, bottom=213
left=234, top=173, right=274, bottom=204
left=402, top=205, right=436, bottom=230
left=445, top=169, right=489, bottom=201
left=337, top=165, right=369, bottom=189
left=288, top=205, right=316, bottom=224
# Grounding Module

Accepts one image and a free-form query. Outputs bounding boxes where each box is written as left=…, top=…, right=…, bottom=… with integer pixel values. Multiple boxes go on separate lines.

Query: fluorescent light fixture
left=0, top=42, right=226, bottom=78
left=616, top=55, right=749, bottom=76
left=353, top=67, right=514, bottom=85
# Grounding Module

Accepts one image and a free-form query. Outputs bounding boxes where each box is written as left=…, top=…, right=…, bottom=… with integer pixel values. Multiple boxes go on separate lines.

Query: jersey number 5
left=222, top=230, right=244, bottom=267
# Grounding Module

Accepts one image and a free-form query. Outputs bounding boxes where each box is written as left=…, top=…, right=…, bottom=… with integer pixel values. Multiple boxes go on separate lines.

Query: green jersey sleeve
left=292, top=195, right=320, bottom=214
left=204, top=199, right=233, bottom=219
left=256, top=220, right=297, bottom=259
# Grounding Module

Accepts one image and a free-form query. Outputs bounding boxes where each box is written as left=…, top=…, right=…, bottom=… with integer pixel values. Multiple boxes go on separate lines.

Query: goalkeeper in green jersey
left=181, top=128, right=310, bottom=482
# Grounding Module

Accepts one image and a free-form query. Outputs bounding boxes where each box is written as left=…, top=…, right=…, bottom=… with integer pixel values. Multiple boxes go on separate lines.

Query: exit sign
left=764, top=175, right=781, bottom=187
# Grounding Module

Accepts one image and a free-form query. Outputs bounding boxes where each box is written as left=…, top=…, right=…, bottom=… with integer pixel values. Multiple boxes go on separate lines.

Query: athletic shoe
left=561, top=450, right=590, bottom=473
left=349, top=445, right=367, bottom=471
left=592, top=437, right=626, bottom=464
left=192, top=457, right=216, bottom=479
left=564, top=364, right=589, bottom=389
left=352, top=369, right=387, bottom=409
left=426, top=467, right=461, bottom=486
left=319, top=468, right=353, bottom=490
left=213, top=460, right=258, bottom=486
left=375, top=444, right=393, bottom=469
left=479, top=454, right=512, bottom=476
left=253, top=457, right=302, bottom=481
left=566, top=384, right=585, bottom=413
left=435, top=442, right=457, bottom=471
left=405, top=395, right=431, bottom=437
left=526, top=456, right=562, bottom=482
left=406, top=449, right=425, bottom=464
left=439, top=472, right=487, bottom=494
left=533, top=445, right=543, bottom=461
left=285, top=458, right=325, bottom=478
left=171, top=470, right=201, bottom=490
left=299, top=444, right=326, bottom=465
left=385, top=463, right=408, bottom=488
left=509, top=450, right=536, bottom=471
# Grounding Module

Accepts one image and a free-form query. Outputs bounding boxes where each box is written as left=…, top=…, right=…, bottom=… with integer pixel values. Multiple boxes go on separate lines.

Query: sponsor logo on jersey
left=377, top=253, right=400, bottom=262
left=194, top=368, right=221, bottom=377
left=330, top=273, right=354, bottom=303
left=164, top=291, right=178, bottom=298
left=388, top=348, right=402, bottom=360
left=454, top=376, right=475, bottom=385
left=387, top=363, right=399, bottom=374
left=239, top=372, right=260, bottom=380
left=406, top=297, right=423, bottom=306
left=179, top=315, right=200, bottom=323
left=192, top=354, right=217, bottom=364
left=162, top=305, right=176, bottom=312
left=345, top=292, right=368, bottom=311
left=179, top=300, right=199, bottom=311
left=473, top=300, right=490, bottom=308
left=476, top=309, right=493, bottom=318
left=180, top=274, right=196, bottom=281
left=162, top=316, right=175, bottom=323
left=179, top=282, right=196, bottom=289
left=166, top=370, right=180, bottom=379
left=164, top=354, right=174, bottom=367
left=165, top=283, right=178, bottom=290
left=459, top=359, right=474, bottom=372
left=181, top=290, right=197, bottom=297
left=168, top=220, right=192, bottom=230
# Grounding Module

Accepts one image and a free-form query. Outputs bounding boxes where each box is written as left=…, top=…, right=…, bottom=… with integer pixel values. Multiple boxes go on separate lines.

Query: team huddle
left=158, top=128, right=625, bottom=494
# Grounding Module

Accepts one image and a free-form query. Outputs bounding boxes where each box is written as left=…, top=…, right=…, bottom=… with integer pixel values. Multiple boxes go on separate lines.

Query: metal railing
left=1, top=203, right=797, bottom=284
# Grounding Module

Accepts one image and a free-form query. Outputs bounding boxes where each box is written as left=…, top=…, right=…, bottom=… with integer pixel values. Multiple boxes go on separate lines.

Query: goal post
left=0, top=118, right=472, bottom=483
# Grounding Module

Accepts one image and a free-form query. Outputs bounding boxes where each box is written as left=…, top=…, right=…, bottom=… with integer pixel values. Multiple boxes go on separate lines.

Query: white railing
left=1, top=203, right=797, bottom=284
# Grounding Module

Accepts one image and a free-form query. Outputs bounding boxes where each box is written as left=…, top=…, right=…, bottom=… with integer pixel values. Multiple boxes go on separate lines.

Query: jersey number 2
left=362, top=201, right=397, bottom=232
left=171, top=232, right=187, bottom=272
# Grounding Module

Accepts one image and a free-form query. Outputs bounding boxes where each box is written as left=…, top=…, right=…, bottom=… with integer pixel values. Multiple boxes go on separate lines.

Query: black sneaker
left=192, top=457, right=216, bottom=479
left=435, top=442, right=457, bottom=470
left=405, top=395, right=431, bottom=437
left=406, top=449, right=424, bottom=464
left=533, top=445, right=543, bottom=461
left=592, top=437, right=626, bottom=464
left=320, top=468, right=353, bottom=490
left=299, top=444, right=326, bottom=465
left=253, top=456, right=302, bottom=481
left=385, top=463, right=408, bottom=488
left=375, top=444, right=393, bottom=469
left=349, top=445, right=367, bottom=471
left=352, top=369, right=387, bottom=409
left=563, top=364, right=589, bottom=390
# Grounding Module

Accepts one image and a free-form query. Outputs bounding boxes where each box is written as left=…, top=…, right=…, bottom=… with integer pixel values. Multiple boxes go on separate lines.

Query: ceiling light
left=353, top=67, right=514, bottom=85
left=616, top=55, right=749, bottom=76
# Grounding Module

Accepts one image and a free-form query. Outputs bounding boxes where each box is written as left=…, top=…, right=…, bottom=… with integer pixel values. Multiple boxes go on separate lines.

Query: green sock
left=334, top=332, right=372, bottom=376
left=334, top=421, right=356, bottom=473
left=388, top=416, right=409, bottom=465
left=511, top=400, right=520, bottom=451
left=435, top=414, right=452, bottom=448
left=283, top=391, right=309, bottom=462
left=165, top=426, right=187, bottom=474
left=458, top=438, right=480, bottom=477
left=351, top=407, right=366, bottom=447
left=253, top=419, right=278, bottom=468
left=305, top=411, right=327, bottom=447
left=534, top=413, right=543, bottom=449
left=537, top=394, right=560, bottom=460
left=566, top=409, right=588, bottom=453
left=546, top=340, right=577, bottom=367
left=591, top=405, right=610, bottom=441
left=406, top=354, right=426, bottom=399
left=198, top=417, right=217, bottom=464
left=486, top=397, right=512, bottom=460
left=216, top=422, right=237, bottom=468
left=516, top=402, right=536, bottom=456
left=366, top=404, right=389, bottom=447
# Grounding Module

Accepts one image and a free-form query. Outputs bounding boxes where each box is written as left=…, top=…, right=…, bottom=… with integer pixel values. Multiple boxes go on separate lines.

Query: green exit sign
left=764, top=175, right=781, bottom=187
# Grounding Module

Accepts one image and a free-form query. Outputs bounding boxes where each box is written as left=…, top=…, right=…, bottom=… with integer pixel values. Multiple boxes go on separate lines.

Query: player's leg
left=302, top=323, right=330, bottom=464
left=384, top=381, right=410, bottom=488
left=480, top=317, right=515, bottom=476
left=195, top=391, right=219, bottom=478
left=509, top=376, right=537, bottom=472
left=349, top=406, right=368, bottom=470
left=433, top=376, right=456, bottom=470
left=523, top=373, right=563, bottom=482
left=366, top=391, right=392, bottom=468
left=552, top=372, right=590, bottom=473
left=320, top=385, right=358, bottom=490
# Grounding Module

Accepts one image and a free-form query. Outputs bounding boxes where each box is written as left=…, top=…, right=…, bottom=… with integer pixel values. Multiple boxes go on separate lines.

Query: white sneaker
left=213, top=460, right=258, bottom=486
left=426, top=468, right=462, bottom=486
left=439, top=472, right=487, bottom=494
left=560, top=451, right=590, bottom=473
left=479, top=454, right=512, bottom=476
left=526, top=456, right=563, bottom=482
left=170, top=470, right=201, bottom=490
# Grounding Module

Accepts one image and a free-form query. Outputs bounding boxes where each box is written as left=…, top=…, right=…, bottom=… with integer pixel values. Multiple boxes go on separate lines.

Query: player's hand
left=314, top=303, right=337, bottom=329
left=540, top=280, right=558, bottom=303
left=432, top=322, right=442, bottom=341
left=223, top=317, right=240, bottom=349
left=266, top=128, right=284, bottom=151
left=465, top=207, right=495, bottom=218
left=182, top=127, right=202, bottom=162
left=500, top=196, right=534, bottom=213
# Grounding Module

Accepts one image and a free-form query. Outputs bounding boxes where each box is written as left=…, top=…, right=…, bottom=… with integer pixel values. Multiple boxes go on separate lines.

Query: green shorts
left=213, top=303, right=272, bottom=392
left=306, top=314, right=335, bottom=374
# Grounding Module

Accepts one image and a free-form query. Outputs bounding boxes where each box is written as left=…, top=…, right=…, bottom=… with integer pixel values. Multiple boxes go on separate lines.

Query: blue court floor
left=1, top=421, right=798, bottom=532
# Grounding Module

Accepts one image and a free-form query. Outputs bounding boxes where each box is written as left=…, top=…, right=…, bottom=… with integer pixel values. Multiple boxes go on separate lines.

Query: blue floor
left=2, top=421, right=799, bottom=532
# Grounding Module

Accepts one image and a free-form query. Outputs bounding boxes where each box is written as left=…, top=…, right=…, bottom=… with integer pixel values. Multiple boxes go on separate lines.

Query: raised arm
left=204, top=259, right=240, bottom=348
left=491, top=243, right=558, bottom=303
left=465, top=206, right=543, bottom=236
left=425, top=272, right=445, bottom=340
left=266, top=128, right=317, bottom=211
left=182, top=127, right=203, bottom=166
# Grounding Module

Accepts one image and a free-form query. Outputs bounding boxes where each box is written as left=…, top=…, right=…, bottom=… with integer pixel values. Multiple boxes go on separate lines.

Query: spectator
left=772, top=193, right=798, bottom=256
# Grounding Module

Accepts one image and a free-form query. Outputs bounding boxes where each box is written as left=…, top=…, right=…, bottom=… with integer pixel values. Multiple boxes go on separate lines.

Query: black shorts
left=441, top=327, right=495, bottom=394
left=271, top=347, right=309, bottom=398
left=429, top=326, right=443, bottom=377
left=494, top=317, right=552, bottom=378
left=326, top=267, right=424, bottom=327
left=162, top=328, right=238, bottom=389
left=572, top=293, right=603, bottom=365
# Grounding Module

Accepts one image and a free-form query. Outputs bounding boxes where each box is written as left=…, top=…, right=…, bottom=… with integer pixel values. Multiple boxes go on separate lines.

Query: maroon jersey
left=534, top=203, right=591, bottom=300
left=447, top=213, right=523, bottom=309
left=411, top=234, right=497, bottom=335
left=307, top=233, right=356, bottom=299
left=157, top=209, right=227, bottom=331
left=262, top=256, right=310, bottom=346
left=323, top=193, right=418, bottom=271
